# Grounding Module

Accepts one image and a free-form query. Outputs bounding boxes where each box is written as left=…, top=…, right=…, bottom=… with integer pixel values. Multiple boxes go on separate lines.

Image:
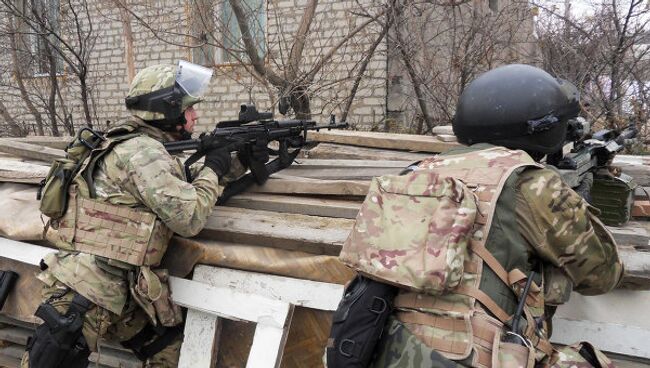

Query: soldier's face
left=183, top=106, right=198, bottom=133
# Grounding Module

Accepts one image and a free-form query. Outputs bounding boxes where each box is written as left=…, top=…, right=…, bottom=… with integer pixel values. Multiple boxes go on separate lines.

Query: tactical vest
left=341, top=146, right=554, bottom=368
left=46, top=121, right=173, bottom=267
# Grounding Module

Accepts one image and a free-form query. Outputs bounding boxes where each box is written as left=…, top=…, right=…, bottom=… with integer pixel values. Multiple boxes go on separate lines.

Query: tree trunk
left=9, top=24, right=45, bottom=135
left=79, top=74, right=93, bottom=128
left=0, top=100, right=25, bottom=137
left=46, top=43, right=60, bottom=136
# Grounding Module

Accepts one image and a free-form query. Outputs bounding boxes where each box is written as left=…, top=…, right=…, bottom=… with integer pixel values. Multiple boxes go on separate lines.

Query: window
left=14, top=0, right=63, bottom=76
left=489, top=0, right=498, bottom=12
left=220, top=0, right=266, bottom=63
left=191, top=0, right=217, bottom=66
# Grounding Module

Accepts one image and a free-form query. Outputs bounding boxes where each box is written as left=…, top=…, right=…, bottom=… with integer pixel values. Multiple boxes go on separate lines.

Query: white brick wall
left=0, top=0, right=387, bottom=134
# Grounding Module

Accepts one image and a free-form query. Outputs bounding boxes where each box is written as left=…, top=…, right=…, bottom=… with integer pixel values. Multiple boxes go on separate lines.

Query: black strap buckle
left=339, top=338, right=356, bottom=358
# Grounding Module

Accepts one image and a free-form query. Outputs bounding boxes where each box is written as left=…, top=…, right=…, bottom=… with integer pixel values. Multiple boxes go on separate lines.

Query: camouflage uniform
left=346, top=144, right=622, bottom=368
left=22, top=118, right=245, bottom=367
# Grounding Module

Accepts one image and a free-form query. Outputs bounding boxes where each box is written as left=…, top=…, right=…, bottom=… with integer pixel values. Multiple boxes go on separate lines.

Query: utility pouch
left=0, top=270, right=18, bottom=310
left=496, top=341, right=535, bottom=368
left=326, top=275, right=397, bottom=368
left=38, top=127, right=105, bottom=220
left=38, top=158, right=78, bottom=220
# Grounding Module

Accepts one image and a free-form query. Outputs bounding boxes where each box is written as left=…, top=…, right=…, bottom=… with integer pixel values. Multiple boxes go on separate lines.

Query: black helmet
left=453, top=64, right=580, bottom=155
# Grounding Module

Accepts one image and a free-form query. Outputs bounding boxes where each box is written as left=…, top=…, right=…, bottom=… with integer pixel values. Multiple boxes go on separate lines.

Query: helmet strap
left=146, top=114, right=187, bottom=133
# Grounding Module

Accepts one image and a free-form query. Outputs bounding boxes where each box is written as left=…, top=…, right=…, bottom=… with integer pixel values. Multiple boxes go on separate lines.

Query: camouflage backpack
left=339, top=169, right=478, bottom=295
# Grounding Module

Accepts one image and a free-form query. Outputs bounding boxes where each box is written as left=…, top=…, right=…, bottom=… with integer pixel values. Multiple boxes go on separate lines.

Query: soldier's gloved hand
left=204, top=148, right=231, bottom=177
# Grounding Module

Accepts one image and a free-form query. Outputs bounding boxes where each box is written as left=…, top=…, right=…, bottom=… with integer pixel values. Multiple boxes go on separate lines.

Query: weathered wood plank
left=6, top=137, right=71, bottom=150
left=178, top=310, right=221, bottom=368
left=283, top=166, right=400, bottom=180
left=168, top=276, right=292, bottom=328
left=553, top=289, right=650, bottom=359
left=249, top=175, right=370, bottom=197
left=0, top=159, right=49, bottom=184
left=305, top=143, right=430, bottom=161
left=308, top=130, right=461, bottom=153
left=292, top=159, right=413, bottom=168
left=0, top=140, right=64, bottom=163
left=201, top=207, right=354, bottom=255
left=246, top=316, right=294, bottom=368
left=193, top=265, right=344, bottom=311
left=551, top=318, right=650, bottom=359
left=226, top=193, right=361, bottom=218
left=619, top=247, right=650, bottom=289
left=633, top=200, right=650, bottom=218
left=608, top=222, right=649, bottom=248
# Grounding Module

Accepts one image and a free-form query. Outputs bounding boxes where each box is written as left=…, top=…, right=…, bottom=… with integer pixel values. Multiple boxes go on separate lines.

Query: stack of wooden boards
left=0, top=129, right=649, bottom=367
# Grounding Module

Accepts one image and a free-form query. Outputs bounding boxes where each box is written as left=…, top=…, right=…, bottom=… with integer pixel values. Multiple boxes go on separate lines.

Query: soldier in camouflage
left=339, top=65, right=622, bottom=368
left=23, top=61, right=263, bottom=367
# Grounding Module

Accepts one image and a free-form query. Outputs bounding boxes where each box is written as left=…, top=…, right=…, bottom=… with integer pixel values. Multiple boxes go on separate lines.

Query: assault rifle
left=547, top=117, right=638, bottom=189
left=163, top=104, right=348, bottom=203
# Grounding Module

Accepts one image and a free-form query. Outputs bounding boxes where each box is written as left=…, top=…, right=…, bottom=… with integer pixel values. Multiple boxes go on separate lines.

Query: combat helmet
left=453, top=64, right=580, bottom=155
left=125, top=60, right=213, bottom=130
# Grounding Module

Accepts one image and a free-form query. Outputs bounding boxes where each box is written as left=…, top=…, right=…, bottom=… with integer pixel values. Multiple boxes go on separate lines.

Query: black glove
left=204, top=148, right=231, bottom=177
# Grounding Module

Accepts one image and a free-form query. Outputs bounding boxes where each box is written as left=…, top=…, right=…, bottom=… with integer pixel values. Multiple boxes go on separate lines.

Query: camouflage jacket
left=516, top=165, right=623, bottom=298
left=40, top=118, right=245, bottom=314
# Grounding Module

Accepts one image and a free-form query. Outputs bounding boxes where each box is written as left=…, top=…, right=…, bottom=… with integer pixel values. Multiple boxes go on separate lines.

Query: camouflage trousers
left=370, top=318, right=613, bottom=368
left=21, top=281, right=181, bottom=368
left=370, top=317, right=464, bottom=368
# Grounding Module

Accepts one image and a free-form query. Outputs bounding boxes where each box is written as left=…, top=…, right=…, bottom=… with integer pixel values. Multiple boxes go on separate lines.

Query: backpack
left=339, top=169, right=478, bottom=294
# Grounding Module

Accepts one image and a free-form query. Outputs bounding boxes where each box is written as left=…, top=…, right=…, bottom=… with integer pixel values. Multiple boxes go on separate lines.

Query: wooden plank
left=168, top=276, right=291, bottom=328
left=619, top=247, right=650, bottom=289
left=633, top=200, right=650, bottom=218
left=178, top=310, right=221, bottom=368
left=0, top=159, right=50, bottom=184
left=305, top=143, right=430, bottom=161
left=246, top=316, right=294, bottom=368
left=308, top=130, right=461, bottom=153
left=226, top=193, right=361, bottom=219
left=0, top=237, right=55, bottom=266
left=292, top=159, right=413, bottom=168
left=193, top=265, right=344, bottom=311
left=0, top=140, right=64, bottom=163
left=551, top=319, right=650, bottom=359
left=249, top=175, right=370, bottom=197
left=608, top=222, right=649, bottom=248
left=282, top=166, right=400, bottom=180
left=201, top=207, right=354, bottom=256
left=6, top=137, right=71, bottom=150
left=552, top=289, right=650, bottom=359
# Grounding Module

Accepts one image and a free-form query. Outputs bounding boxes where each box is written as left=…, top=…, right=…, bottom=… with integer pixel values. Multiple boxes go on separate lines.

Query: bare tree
left=387, top=0, right=538, bottom=134
left=535, top=0, right=650, bottom=130
left=112, top=0, right=389, bottom=121
left=1, top=0, right=98, bottom=135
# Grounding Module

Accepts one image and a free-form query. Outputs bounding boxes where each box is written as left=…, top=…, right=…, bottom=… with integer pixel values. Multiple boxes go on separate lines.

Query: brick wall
left=0, top=0, right=388, bottom=135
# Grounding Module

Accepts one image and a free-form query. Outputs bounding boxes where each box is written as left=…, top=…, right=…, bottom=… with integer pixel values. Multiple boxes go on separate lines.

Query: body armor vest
left=47, top=121, right=173, bottom=267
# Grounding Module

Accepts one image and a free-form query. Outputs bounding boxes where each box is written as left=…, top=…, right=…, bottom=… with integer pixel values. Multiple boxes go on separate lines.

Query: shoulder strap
left=81, top=131, right=142, bottom=198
